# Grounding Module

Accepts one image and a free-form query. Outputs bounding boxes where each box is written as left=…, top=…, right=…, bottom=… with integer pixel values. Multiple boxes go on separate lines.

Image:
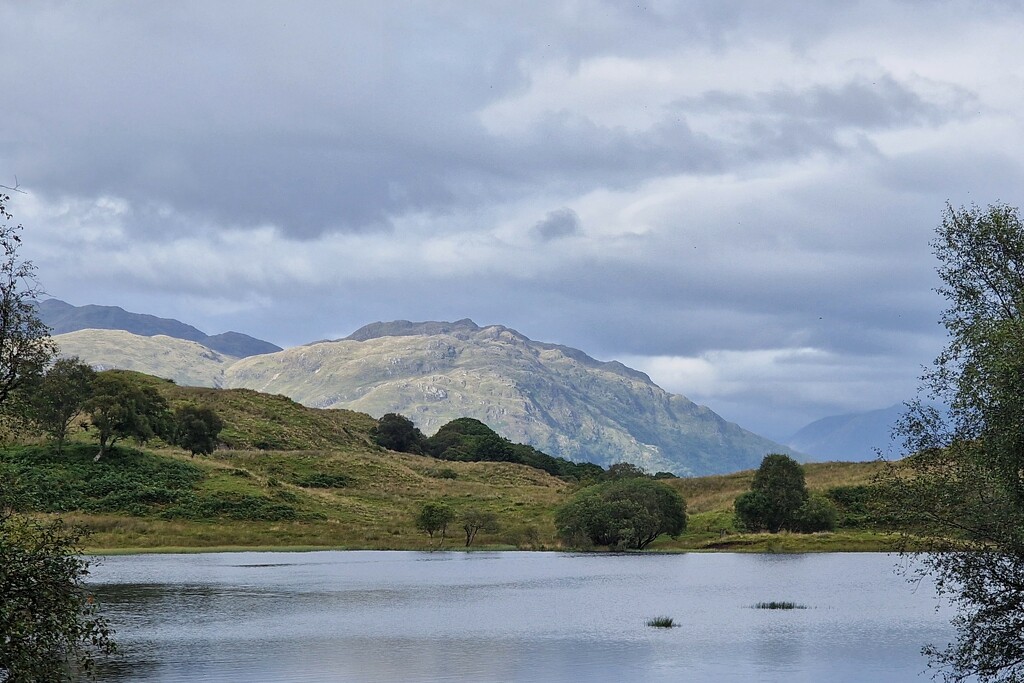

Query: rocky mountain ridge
left=50, top=312, right=800, bottom=476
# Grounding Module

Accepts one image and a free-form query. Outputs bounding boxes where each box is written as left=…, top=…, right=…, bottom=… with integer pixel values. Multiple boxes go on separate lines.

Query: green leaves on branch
left=556, top=478, right=687, bottom=550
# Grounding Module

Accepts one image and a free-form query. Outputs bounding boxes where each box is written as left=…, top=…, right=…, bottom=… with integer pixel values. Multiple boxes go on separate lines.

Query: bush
left=556, top=478, right=687, bottom=550
left=791, top=494, right=838, bottom=533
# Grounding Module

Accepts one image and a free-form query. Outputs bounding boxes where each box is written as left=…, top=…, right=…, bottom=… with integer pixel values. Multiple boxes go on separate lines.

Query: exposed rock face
left=224, top=320, right=798, bottom=475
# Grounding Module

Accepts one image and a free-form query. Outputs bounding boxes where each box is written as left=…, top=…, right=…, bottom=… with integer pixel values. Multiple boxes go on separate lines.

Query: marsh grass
left=646, top=616, right=675, bottom=627
left=754, top=601, right=806, bottom=610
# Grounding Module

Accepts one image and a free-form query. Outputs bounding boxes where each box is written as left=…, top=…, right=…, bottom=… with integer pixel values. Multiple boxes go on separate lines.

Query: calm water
left=87, top=551, right=957, bottom=682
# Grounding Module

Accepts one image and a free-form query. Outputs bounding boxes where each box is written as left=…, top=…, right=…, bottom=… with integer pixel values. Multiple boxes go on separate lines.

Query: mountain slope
left=786, top=404, right=905, bottom=460
left=39, top=298, right=281, bottom=357
left=225, top=320, right=798, bottom=476
left=53, top=330, right=239, bottom=388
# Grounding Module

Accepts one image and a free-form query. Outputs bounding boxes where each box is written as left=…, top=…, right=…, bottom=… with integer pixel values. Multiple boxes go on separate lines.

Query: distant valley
left=47, top=300, right=800, bottom=476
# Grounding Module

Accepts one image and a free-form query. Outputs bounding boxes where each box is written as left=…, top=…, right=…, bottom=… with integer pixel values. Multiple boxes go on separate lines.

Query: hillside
left=225, top=320, right=798, bottom=476
left=39, top=298, right=281, bottom=357
left=0, top=374, right=895, bottom=553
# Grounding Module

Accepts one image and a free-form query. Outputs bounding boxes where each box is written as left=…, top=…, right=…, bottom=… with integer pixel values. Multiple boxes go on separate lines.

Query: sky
left=2, top=1, right=1022, bottom=440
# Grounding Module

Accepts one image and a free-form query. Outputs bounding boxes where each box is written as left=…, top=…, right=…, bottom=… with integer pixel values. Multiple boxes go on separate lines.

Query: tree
left=734, top=453, right=808, bottom=532
left=461, top=508, right=499, bottom=547
left=881, top=203, right=1024, bottom=682
left=555, top=478, right=687, bottom=550
left=173, top=404, right=224, bottom=456
left=29, top=357, right=95, bottom=454
left=84, top=372, right=171, bottom=459
left=0, top=192, right=56, bottom=412
left=372, top=413, right=425, bottom=453
left=604, top=462, right=648, bottom=480
left=0, top=510, right=115, bottom=681
left=416, top=501, right=454, bottom=545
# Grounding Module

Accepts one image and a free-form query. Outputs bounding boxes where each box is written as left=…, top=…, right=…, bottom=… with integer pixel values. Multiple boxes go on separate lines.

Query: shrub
left=556, top=478, right=687, bottom=550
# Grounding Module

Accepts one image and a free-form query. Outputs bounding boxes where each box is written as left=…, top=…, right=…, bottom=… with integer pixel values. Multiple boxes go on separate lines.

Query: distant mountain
left=39, top=299, right=281, bottom=357
left=786, top=404, right=906, bottom=460
left=53, top=329, right=239, bottom=388
left=225, top=319, right=800, bottom=476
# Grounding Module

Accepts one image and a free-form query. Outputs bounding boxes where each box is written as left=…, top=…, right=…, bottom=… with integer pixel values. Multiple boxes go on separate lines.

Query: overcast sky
left=2, top=1, right=1022, bottom=439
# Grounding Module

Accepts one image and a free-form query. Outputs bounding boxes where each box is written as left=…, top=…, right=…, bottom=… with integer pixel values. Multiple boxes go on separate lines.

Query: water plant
left=754, top=601, right=806, bottom=610
left=646, top=616, right=675, bottom=627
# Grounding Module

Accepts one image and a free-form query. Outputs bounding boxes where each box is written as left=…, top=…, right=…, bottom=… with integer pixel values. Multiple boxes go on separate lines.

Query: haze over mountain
left=39, top=299, right=281, bottom=358
left=786, top=404, right=905, bottom=461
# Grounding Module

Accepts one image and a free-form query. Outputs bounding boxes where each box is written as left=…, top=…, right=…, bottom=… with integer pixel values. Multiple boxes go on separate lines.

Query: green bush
left=791, top=494, right=838, bottom=533
left=556, top=478, right=687, bottom=550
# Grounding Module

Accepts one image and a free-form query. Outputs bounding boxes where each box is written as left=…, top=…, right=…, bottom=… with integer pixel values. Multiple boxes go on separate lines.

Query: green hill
left=1, top=372, right=896, bottom=553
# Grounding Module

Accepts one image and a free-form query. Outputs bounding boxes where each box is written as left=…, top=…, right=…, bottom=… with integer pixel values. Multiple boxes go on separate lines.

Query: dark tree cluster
left=733, top=454, right=836, bottom=533
left=371, top=414, right=603, bottom=481
left=555, top=478, right=687, bottom=550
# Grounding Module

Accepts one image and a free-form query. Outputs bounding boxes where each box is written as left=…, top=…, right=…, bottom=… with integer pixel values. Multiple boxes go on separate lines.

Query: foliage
left=372, top=412, right=426, bottom=453
left=604, top=462, right=648, bottom=480
left=826, top=485, right=885, bottom=528
left=881, top=203, right=1024, bottom=682
left=754, top=601, right=806, bottom=610
left=29, top=357, right=95, bottom=454
left=556, top=478, right=687, bottom=550
left=790, top=494, right=838, bottom=533
left=0, top=193, right=57, bottom=413
left=83, top=371, right=172, bottom=458
left=0, top=502, right=115, bottom=680
left=416, top=501, right=454, bottom=544
left=646, top=616, right=675, bottom=627
left=172, top=404, right=224, bottom=456
left=424, top=417, right=604, bottom=481
left=734, top=454, right=808, bottom=532
left=461, top=507, right=499, bottom=547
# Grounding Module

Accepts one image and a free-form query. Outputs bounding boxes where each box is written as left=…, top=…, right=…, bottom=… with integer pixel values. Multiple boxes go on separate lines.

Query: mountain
left=53, top=329, right=239, bottom=388
left=39, top=299, right=281, bottom=357
left=224, top=319, right=799, bottom=476
left=786, top=404, right=906, bottom=460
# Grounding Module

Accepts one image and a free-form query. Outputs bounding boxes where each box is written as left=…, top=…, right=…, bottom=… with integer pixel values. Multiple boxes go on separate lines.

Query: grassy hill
left=1, top=372, right=900, bottom=553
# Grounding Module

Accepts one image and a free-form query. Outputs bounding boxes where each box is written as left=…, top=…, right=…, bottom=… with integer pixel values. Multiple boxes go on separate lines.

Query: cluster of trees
left=415, top=500, right=499, bottom=547
left=733, top=454, right=837, bottom=533
left=372, top=413, right=603, bottom=480
left=26, top=361, right=223, bottom=459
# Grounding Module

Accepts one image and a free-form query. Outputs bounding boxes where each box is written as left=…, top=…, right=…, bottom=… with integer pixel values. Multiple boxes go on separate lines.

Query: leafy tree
left=173, top=404, right=224, bottom=456
left=556, top=478, right=687, bottom=550
left=424, top=417, right=603, bottom=481
left=604, top=462, right=649, bottom=480
left=372, top=413, right=426, bottom=453
left=734, top=454, right=808, bottom=532
left=0, top=506, right=116, bottom=681
left=881, top=203, right=1024, bottom=682
left=29, top=357, right=95, bottom=454
left=416, top=501, right=454, bottom=545
left=0, top=192, right=56, bottom=411
left=84, top=372, right=171, bottom=459
left=461, top=508, right=499, bottom=547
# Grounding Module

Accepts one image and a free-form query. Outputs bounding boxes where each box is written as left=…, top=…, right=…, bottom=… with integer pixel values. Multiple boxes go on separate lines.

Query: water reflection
left=88, top=551, right=955, bottom=682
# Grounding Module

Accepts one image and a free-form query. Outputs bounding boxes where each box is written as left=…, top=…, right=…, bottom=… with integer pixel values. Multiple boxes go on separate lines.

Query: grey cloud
left=533, top=208, right=582, bottom=241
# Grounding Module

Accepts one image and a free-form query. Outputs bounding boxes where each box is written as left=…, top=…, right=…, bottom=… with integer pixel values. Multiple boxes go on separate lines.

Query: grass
left=754, top=601, right=806, bottom=610
left=646, top=616, right=675, bottom=627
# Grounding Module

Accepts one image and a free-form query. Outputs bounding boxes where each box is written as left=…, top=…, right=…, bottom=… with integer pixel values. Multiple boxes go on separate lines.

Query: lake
left=87, top=551, right=957, bottom=682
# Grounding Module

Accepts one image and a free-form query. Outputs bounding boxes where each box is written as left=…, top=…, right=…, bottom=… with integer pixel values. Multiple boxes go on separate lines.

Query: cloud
left=4, top=1, right=1024, bottom=436
left=533, top=208, right=582, bottom=241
